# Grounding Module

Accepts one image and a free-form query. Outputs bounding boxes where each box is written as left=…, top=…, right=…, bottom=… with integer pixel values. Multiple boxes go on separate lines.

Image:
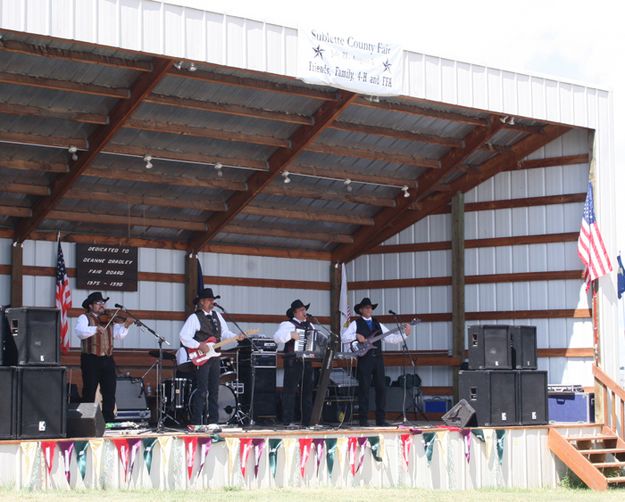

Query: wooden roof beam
left=187, top=90, right=358, bottom=253
left=0, top=71, right=129, bottom=98
left=305, top=143, right=440, bottom=169
left=262, top=184, right=397, bottom=208
left=13, top=56, right=174, bottom=243
left=290, top=163, right=417, bottom=188
left=242, top=203, right=374, bottom=226
left=221, top=223, right=353, bottom=244
left=0, top=102, right=109, bottom=125
left=332, top=119, right=506, bottom=262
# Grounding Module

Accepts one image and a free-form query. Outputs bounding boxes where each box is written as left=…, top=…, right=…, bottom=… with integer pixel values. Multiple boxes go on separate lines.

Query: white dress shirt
left=341, top=317, right=405, bottom=345
left=74, top=313, right=130, bottom=341
left=273, top=318, right=316, bottom=346
left=179, top=309, right=238, bottom=349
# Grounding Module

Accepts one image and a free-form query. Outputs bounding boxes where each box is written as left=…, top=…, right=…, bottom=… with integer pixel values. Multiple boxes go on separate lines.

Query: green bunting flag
left=74, top=441, right=89, bottom=481
left=368, top=436, right=383, bottom=462
left=325, top=438, right=338, bottom=476
left=422, top=432, right=436, bottom=465
left=268, top=439, right=283, bottom=479
left=471, top=429, right=485, bottom=442
left=142, top=438, right=157, bottom=475
left=496, top=430, right=506, bottom=465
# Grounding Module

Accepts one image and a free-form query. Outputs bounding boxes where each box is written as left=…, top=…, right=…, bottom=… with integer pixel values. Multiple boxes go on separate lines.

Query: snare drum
left=161, top=378, right=193, bottom=410
left=219, top=357, right=237, bottom=383
left=188, top=384, right=237, bottom=424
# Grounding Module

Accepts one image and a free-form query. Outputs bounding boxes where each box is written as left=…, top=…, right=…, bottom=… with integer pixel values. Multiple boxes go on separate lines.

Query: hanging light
left=401, top=185, right=410, bottom=198
left=344, top=178, right=353, bottom=192
left=282, top=171, right=291, bottom=184
left=143, top=154, right=153, bottom=169
left=188, top=62, right=197, bottom=72
left=214, top=162, right=223, bottom=177
left=68, top=145, right=78, bottom=161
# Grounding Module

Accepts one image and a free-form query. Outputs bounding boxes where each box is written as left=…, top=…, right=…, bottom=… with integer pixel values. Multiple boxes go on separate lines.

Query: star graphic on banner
left=313, top=45, right=324, bottom=59
left=383, top=59, right=392, bottom=73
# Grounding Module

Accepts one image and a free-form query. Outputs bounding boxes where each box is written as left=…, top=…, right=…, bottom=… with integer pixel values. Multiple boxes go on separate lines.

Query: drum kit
left=150, top=349, right=245, bottom=426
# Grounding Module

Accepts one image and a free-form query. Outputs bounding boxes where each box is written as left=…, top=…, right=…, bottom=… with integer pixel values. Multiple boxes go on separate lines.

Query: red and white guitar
left=187, top=329, right=258, bottom=367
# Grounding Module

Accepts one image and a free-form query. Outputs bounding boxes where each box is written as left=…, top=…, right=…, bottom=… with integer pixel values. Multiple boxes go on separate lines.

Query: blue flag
left=618, top=254, right=625, bottom=300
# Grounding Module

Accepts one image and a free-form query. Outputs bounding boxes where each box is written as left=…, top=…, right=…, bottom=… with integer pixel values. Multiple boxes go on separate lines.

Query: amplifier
left=241, top=337, right=277, bottom=352
left=115, top=377, right=150, bottom=421
left=251, top=352, right=277, bottom=368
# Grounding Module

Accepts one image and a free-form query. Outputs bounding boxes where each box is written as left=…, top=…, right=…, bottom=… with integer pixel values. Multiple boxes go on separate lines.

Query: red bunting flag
left=57, top=441, right=75, bottom=484
left=298, top=438, right=313, bottom=477
left=41, top=441, right=56, bottom=477
left=239, top=438, right=253, bottom=478
left=400, top=434, right=412, bottom=470
left=197, top=437, right=212, bottom=478
left=252, top=438, right=266, bottom=478
left=347, top=437, right=368, bottom=476
left=112, top=438, right=131, bottom=482
left=183, top=436, right=198, bottom=480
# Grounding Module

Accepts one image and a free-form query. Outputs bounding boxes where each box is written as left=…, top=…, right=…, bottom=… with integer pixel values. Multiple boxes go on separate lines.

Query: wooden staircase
left=549, top=426, right=625, bottom=490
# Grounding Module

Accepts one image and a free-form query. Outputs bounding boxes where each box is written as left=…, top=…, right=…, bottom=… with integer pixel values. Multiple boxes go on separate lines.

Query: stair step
left=567, top=434, right=617, bottom=442
left=607, top=476, right=625, bottom=484
left=578, top=448, right=625, bottom=455
left=593, top=461, right=625, bottom=469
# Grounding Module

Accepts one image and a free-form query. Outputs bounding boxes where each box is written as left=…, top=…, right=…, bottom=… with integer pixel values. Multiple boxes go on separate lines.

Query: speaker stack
left=0, top=307, right=67, bottom=439
left=237, top=337, right=277, bottom=421
left=458, top=325, right=547, bottom=427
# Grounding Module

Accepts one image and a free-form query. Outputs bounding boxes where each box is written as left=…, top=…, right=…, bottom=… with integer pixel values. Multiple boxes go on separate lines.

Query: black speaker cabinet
left=1, top=307, right=17, bottom=366
left=5, top=307, right=60, bottom=365
left=238, top=360, right=277, bottom=420
left=442, top=398, right=477, bottom=428
left=17, top=366, right=67, bottom=439
left=468, top=325, right=512, bottom=370
left=115, top=377, right=150, bottom=421
left=67, top=403, right=105, bottom=438
left=459, top=370, right=517, bottom=426
left=0, top=367, right=17, bottom=439
left=518, top=371, right=548, bottom=425
left=510, top=326, right=538, bottom=370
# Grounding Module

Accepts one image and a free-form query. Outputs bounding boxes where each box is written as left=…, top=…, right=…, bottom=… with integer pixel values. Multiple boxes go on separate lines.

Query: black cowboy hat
left=82, top=292, right=110, bottom=310
left=354, top=297, right=378, bottom=315
left=193, top=287, right=221, bottom=305
left=286, top=299, right=310, bottom=319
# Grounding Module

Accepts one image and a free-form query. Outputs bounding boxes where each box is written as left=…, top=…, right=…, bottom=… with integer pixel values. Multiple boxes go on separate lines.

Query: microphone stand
left=214, top=304, right=254, bottom=426
left=389, top=311, right=428, bottom=424
left=116, top=306, right=171, bottom=433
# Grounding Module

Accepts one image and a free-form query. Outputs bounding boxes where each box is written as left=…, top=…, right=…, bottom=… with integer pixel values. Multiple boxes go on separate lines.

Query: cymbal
left=148, top=349, right=176, bottom=361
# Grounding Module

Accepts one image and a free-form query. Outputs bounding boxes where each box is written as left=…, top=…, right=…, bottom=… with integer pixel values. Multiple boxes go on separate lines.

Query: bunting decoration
left=128, top=438, right=142, bottom=482
left=112, top=438, right=131, bottom=482
left=298, top=438, right=313, bottom=477
left=422, top=432, right=436, bottom=465
left=20, top=441, right=39, bottom=489
left=325, top=438, right=337, bottom=476
left=313, top=438, right=325, bottom=475
left=74, top=441, right=89, bottom=481
left=336, top=437, right=348, bottom=470
left=240, top=438, right=253, bottom=478
left=58, top=441, right=75, bottom=484
left=268, top=439, right=283, bottom=479
left=157, top=436, right=173, bottom=480
left=142, top=438, right=158, bottom=476
left=461, top=429, right=472, bottom=464
left=367, top=436, right=384, bottom=463
left=347, top=437, right=368, bottom=476
left=437, top=431, right=449, bottom=465
left=496, top=430, right=506, bottom=465
left=197, top=437, right=213, bottom=478
left=399, top=434, right=412, bottom=470
left=88, top=439, right=104, bottom=487
left=225, top=438, right=239, bottom=476
left=183, top=436, right=198, bottom=481
left=41, top=441, right=56, bottom=479
left=282, top=438, right=297, bottom=479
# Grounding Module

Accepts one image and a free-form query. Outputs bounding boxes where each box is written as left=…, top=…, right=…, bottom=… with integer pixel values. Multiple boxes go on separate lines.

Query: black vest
left=283, top=318, right=312, bottom=354
left=193, top=311, right=222, bottom=343
left=355, top=317, right=383, bottom=352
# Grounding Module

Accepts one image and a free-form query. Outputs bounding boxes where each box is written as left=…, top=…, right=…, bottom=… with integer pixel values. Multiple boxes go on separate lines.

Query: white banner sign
left=297, top=26, right=403, bottom=96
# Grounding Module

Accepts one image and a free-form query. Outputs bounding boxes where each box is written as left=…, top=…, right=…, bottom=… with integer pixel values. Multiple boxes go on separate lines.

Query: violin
left=97, top=310, right=132, bottom=326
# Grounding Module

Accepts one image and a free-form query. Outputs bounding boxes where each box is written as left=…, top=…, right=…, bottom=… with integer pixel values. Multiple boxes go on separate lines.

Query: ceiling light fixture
left=344, top=178, right=353, bottom=192
left=188, top=62, right=197, bottom=72
left=282, top=171, right=291, bottom=184
left=143, top=154, right=153, bottom=169
left=401, top=185, right=410, bottom=198
left=174, top=61, right=183, bottom=70
left=214, top=162, right=223, bottom=177
left=68, top=145, right=78, bottom=161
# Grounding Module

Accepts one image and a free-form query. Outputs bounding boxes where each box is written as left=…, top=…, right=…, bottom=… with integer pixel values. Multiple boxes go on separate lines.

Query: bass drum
left=188, top=384, right=237, bottom=424
left=219, top=357, right=237, bottom=383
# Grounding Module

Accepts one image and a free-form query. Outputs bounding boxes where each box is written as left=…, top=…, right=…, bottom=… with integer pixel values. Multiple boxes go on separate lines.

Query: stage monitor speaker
left=442, top=398, right=476, bottom=428
left=468, top=325, right=513, bottom=370
left=5, top=307, right=60, bottom=365
left=17, top=366, right=67, bottom=439
left=67, top=403, right=105, bottom=438
left=510, top=326, right=538, bottom=370
left=0, top=367, right=17, bottom=439
left=238, top=363, right=276, bottom=420
left=517, top=370, right=548, bottom=425
left=459, top=370, right=517, bottom=426
left=1, top=307, right=17, bottom=366
left=115, top=377, right=150, bottom=421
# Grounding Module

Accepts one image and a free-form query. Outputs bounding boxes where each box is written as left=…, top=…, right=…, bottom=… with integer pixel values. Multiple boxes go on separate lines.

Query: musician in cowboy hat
left=179, top=288, right=245, bottom=426
left=341, top=297, right=411, bottom=427
left=74, top=292, right=134, bottom=422
left=273, top=299, right=315, bottom=428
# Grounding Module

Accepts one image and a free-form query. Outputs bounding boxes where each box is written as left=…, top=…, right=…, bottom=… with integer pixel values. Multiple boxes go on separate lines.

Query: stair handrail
left=592, top=364, right=625, bottom=438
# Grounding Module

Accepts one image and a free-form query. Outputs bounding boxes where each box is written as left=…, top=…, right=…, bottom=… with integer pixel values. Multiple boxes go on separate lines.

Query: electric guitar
left=349, top=321, right=415, bottom=357
left=187, top=329, right=258, bottom=366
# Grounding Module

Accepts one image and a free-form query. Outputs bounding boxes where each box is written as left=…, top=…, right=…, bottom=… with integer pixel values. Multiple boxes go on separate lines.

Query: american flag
left=55, top=240, right=72, bottom=352
left=577, top=181, right=612, bottom=290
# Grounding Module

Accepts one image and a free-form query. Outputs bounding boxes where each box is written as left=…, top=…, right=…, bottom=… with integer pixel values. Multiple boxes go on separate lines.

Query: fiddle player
left=179, top=288, right=244, bottom=426
left=341, top=297, right=411, bottom=427
left=75, top=292, right=134, bottom=422
left=273, top=299, right=315, bottom=429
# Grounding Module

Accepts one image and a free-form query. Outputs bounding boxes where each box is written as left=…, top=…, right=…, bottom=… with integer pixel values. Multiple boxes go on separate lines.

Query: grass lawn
left=2, top=487, right=624, bottom=502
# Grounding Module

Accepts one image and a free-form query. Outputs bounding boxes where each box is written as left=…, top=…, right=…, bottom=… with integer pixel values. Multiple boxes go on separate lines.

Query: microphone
left=388, top=309, right=398, bottom=316
left=213, top=302, right=224, bottom=311
left=114, top=303, right=124, bottom=309
left=306, top=313, right=313, bottom=318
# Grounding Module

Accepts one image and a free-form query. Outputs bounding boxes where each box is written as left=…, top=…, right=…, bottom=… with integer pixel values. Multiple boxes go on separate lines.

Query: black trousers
left=282, top=356, right=313, bottom=426
left=357, top=352, right=386, bottom=425
left=81, top=353, right=117, bottom=422
left=191, top=357, right=220, bottom=425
